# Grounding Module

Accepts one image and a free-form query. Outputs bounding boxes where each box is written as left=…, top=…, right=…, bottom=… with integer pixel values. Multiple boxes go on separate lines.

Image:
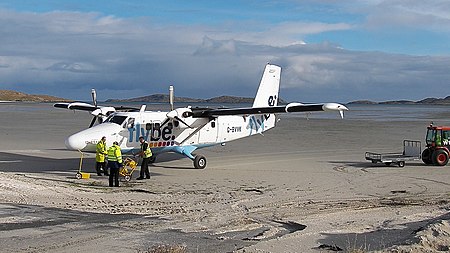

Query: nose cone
left=65, top=134, right=87, bottom=150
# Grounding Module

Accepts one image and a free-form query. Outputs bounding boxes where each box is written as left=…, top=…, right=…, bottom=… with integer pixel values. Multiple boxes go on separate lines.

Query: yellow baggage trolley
left=119, top=157, right=138, bottom=181
left=76, top=150, right=90, bottom=179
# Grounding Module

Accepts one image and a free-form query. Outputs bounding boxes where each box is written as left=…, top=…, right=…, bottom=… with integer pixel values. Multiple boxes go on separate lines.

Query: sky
left=1, top=0, right=450, bottom=103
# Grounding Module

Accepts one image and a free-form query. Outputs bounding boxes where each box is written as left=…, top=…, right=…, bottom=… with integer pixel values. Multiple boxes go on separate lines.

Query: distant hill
left=348, top=96, right=450, bottom=105
left=106, top=94, right=203, bottom=103
left=106, top=94, right=287, bottom=104
left=0, top=90, right=69, bottom=102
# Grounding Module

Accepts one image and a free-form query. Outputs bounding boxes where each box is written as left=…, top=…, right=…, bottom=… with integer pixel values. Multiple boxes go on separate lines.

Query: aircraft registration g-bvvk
left=55, top=64, right=348, bottom=169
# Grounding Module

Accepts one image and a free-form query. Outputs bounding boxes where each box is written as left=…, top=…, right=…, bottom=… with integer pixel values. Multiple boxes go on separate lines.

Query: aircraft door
left=198, top=119, right=218, bottom=144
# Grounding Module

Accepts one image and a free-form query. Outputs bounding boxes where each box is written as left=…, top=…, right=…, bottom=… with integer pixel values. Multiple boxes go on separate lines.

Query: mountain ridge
left=0, top=90, right=69, bottom=102
left=106, top=94, right=284, bottom=104
left=348, top=96, right=450, bottom=105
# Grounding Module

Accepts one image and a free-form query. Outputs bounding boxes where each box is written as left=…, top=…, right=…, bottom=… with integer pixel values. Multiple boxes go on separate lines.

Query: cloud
left=356, top=0, right=450, bottom=31
left=46, top=62, right=98, bottom=73
left=0, top=8, right=449, bottom=103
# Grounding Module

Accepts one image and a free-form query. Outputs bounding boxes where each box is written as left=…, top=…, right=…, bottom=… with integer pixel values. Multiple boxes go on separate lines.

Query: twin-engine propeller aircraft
left=55, top=64, right=348, bottom=169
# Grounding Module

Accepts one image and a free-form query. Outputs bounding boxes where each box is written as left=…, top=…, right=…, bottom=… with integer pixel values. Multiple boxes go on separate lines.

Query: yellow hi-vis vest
left=141, top=141, right=152, bottom=158
left=107, top=145, right=123, bottom=163
left=96, top=141, right=107, bottom=162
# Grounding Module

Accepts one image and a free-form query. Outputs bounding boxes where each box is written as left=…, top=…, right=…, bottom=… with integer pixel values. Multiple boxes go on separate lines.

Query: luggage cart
left=365, top=140, right=421, bottom=167
left=75, top=150, right=90, bottom=179
left=119, top=157, right=138, bottom=181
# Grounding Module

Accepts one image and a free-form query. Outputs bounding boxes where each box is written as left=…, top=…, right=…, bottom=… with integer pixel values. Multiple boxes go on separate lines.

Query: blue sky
left=1, top=0, right=450, bottom=102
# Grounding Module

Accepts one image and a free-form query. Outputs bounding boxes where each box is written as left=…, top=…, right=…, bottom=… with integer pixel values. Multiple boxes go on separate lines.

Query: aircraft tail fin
left=252, top=64, right=281, bottom=108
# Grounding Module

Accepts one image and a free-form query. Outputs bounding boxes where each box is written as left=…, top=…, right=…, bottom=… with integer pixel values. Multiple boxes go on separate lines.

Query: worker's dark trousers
left=108, top=161, right=120, bottom=187
left=96, top=161, right=107, bottom=175
left=140, top=158, right=151, bottom=178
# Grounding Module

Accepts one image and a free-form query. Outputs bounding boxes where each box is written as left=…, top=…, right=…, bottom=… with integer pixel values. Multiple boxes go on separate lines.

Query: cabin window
left=146, top=123, right=152, bottom=130
left=173, top=120, right=179, bottom=128
left=153, top=123, right=161, bottom=130
left=168, top=122, right=173, bottom=129
left=211, top=121, right=216, bottom=128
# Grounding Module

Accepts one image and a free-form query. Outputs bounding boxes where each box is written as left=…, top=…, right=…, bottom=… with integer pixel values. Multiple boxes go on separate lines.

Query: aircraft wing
left=190, top=102, right=348, bottom=118
left=54, top=102, right=140, bottom=127
left=54, top=102, right=97, bottom=111
left=54, top=102, right=139, bottom=112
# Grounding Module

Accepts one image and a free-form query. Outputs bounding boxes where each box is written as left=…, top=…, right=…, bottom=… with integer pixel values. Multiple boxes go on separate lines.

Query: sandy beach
left=1, top=103, right=450, bottom=252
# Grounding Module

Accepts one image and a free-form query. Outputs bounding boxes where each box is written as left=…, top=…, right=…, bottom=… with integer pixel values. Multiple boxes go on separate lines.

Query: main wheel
left=398, top=161, right=405, bottom=167
left=432, top=150, right=449, bottom=166
left=193, top=155, right=207, bottom=169
left=75, top=173, right=82, bottom=180
left=422, top=148, right=433, bottom=165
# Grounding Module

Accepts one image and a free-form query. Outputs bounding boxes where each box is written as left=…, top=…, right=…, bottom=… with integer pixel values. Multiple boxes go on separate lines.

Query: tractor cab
left=422, top=124, right=450, bottom=166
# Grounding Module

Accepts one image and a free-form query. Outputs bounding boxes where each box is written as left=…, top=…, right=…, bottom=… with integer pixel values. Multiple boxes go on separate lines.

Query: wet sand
left=1, top=103, right=450, bottom=252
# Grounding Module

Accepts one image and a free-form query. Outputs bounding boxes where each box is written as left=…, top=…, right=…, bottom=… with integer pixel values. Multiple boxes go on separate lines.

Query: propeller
left=159, top=86, right=193, bottom=129
left=88, top=89, right=99, bottom=127
left=88, top=89, right=116, bottom=127
left=166, top=108, right=193, bottom=128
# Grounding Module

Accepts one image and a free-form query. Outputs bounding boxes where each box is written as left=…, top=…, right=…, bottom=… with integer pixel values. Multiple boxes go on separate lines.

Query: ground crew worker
left=95, top=136, right=108, bottom=176
left=107, top=141, right=122, bottom=187
left=137, top=136, right=152, bottom=180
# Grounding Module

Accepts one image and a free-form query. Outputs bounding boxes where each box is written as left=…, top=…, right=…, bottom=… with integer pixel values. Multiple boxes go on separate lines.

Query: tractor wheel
left=193, top=155, right=207, bottom=169
left=398, top=161, right=405, bottom=167
left=422, top=148, right=433, bottom=165
left=432, top=150, right=449, bottom=166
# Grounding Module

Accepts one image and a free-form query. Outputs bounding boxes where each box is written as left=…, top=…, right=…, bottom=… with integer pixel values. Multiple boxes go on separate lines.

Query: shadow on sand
left=317, top=211, right=450, bottom=252
left=328, top=160, right=429, bottom=169
left=0, top=151, right=198, bottom=176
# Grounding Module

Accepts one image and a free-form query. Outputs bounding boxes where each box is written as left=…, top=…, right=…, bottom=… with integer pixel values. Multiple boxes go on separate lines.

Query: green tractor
left=422, top=124, right=450, bottom=166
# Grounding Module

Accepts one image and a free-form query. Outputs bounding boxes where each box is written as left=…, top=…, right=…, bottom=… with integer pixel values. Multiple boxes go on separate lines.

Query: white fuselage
left=65, top=109, right=276, bottom=156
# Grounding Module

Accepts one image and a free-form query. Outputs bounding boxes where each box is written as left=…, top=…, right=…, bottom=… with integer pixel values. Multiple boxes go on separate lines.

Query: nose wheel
left=193, top=155, right=207, bottom=169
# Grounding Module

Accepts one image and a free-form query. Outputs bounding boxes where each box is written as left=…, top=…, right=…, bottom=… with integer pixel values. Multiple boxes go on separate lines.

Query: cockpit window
left=106, top=115, right=127, bottom=125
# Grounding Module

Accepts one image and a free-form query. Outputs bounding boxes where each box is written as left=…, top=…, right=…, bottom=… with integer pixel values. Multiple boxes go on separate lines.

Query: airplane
left=54, top=63, right=348, bottom=169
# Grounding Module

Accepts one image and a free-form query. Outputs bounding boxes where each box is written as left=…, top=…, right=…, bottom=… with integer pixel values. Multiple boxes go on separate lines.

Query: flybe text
left=127, top=123, right=175, bottom=143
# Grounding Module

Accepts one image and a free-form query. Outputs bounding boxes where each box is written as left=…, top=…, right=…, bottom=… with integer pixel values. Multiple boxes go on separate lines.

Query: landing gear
left=193, top=155, right=207, bottom=169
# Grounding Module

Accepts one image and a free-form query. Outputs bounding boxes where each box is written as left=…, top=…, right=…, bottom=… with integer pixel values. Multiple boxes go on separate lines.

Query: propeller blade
left=89, top=116, right=97, bottom=128
left=159, top=117, right=171, bottom=128
left=175, top=116, right=192, bottom=128
left=91, top=89, right=97, bottom=107
left=169, top=85, right=174, bottom=111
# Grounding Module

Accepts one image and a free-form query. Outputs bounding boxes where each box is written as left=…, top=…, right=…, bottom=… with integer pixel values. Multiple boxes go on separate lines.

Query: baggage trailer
left=365, top=140, right=421, bottom=167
